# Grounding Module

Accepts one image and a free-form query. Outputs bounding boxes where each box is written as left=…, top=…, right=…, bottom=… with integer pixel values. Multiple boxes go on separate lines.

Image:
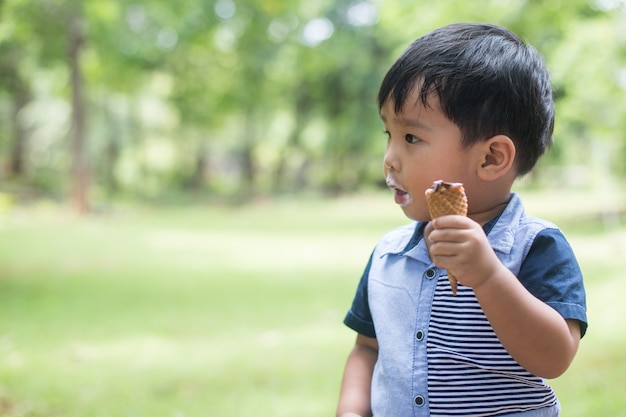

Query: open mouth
left=386, top=175, right=412, bottom=207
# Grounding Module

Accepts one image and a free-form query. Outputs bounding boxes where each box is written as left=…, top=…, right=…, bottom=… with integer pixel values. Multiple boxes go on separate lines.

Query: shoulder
left=515, top=212, right=574, bottom=265
left=487, top=193, right=558, bottom=256
left=523, top=226, right=579, bottom=270
left=518, top=224, right=588, bottom=336
left=519, top=213, right=559, bottom=234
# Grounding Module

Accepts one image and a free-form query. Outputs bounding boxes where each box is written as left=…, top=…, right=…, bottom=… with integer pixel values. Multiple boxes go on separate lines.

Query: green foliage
left=0, top=0, right=625, bottom=204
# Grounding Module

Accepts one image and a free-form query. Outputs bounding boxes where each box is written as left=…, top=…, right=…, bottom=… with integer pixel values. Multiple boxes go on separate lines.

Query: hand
left=425, top=215, right=503, bottom=290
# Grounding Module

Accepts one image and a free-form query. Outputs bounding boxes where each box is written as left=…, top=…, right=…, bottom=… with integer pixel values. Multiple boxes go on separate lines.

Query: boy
left=336, top=23, right=588, bottom=417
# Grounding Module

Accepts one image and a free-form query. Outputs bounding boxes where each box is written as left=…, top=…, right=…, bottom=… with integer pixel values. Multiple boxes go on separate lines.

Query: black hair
left=378, top=23, right=555, bottom=176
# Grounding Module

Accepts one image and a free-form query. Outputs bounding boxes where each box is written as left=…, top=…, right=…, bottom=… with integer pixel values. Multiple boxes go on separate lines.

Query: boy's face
left=381, top=90, right=479, bottom=221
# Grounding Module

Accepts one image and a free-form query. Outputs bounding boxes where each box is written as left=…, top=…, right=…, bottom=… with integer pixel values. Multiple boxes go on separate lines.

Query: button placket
left=411, top=265, right=437, bottom=414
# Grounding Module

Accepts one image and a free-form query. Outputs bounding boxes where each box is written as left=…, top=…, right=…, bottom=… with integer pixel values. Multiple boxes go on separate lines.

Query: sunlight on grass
left=0, top=189, right=624, bottom=416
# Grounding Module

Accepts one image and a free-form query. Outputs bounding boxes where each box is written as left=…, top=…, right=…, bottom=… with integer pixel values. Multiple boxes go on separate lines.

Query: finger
left=429, top=229, right=467, bottom=246
left=430, top=243, right=465, bottom=258
left=424, top=220, right=434, bottom=234
left=429, top=252, right=458, bottom=270
left=432, top=215, right=471, bottom=229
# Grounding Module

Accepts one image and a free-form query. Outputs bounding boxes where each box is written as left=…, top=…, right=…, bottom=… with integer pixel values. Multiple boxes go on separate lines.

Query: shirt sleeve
left=343, top=253, right=377, bottom=338
left=518, top=228, right=588, bottom=338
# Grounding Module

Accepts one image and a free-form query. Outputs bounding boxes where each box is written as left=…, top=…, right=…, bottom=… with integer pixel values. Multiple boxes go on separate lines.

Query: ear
left=477, top=135, right=516, bottom=181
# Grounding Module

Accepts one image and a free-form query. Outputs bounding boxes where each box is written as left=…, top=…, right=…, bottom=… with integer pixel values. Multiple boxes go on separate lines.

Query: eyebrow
left=380, top=113, right=431, bottom=130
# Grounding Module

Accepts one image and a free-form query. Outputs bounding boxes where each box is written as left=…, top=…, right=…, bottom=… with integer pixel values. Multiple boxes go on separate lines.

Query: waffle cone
left=425, top=180, right=468, bottom=295
left=425, top=181, right=468, bottom=218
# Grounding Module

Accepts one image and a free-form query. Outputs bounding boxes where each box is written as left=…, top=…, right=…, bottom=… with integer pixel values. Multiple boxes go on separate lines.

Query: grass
left=0, top=188, right=625, bottom=416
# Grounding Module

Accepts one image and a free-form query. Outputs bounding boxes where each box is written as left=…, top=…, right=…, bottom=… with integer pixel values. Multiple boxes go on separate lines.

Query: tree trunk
left=7, top=79, right=31, bottom=179
left=68, top=13, right=89, bottom=214
left=185, top=141, right=207, bottom=191
left=239, top=109, right=257, bottom=196
left=100, top=95, right=123, bottom=197
left=272, top=92, right=312, bottom=192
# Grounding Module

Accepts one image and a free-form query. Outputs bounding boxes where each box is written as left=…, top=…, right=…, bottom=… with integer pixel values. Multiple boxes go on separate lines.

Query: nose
left=383, top=140, right=400, bottom=173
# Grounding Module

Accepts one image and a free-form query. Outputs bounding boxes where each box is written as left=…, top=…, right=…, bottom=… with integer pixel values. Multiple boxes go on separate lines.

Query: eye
left=383, top=130, right=391, bottom=139
left=405, top=134, right=421, bottom=144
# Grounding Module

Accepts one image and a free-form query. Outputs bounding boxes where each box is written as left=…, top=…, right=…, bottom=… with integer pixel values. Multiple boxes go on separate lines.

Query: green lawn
left=0, top=188, right=624, bottom=416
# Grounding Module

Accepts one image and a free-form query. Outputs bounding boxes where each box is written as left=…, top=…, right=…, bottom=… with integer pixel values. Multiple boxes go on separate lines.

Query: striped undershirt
left=427, top=275, right=557, bottom=417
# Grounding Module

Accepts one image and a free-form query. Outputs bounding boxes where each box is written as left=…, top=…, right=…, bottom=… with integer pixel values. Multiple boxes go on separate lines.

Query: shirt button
left=414, top=395, right=425, bottom=407
left=425, top=268, right=437, bottom=279
left=415, top=330, right=424, bottom=341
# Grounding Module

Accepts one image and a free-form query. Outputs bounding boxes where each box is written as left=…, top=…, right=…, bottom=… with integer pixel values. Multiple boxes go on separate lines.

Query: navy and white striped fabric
left=427, top=276, right=557, bottom=416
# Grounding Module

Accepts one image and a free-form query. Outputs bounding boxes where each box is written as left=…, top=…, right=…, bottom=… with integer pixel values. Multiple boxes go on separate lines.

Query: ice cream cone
left=425, top=180, right=468, bottom=295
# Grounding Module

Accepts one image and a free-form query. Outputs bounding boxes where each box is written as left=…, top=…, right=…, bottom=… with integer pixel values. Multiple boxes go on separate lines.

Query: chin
left=401, top=207, right=429, bottom=222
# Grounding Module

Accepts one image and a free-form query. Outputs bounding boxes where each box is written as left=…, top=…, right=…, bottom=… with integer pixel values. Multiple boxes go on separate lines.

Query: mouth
left=386, top=175, right=412, bottom=207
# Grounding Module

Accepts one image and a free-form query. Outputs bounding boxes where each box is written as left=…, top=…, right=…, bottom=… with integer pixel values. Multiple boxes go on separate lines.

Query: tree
left=1, top=0, right=624, bottom=205
left=68, top=9, right=89, bottom=213
left=0, top=41, right=32, bottom=179
left=1, top=0, right=91, bottom=212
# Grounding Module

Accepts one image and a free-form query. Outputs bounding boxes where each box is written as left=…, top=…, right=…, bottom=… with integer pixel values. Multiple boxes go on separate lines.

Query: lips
left=386, top=174, right=412, bottom=207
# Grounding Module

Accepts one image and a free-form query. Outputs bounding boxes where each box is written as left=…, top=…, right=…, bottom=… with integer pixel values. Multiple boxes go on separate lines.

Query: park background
left=0, top=0, right=625, bottom=416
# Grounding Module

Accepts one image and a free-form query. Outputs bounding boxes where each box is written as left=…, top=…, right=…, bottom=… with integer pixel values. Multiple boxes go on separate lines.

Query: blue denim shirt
left=344, top=193, right=587, bottom=417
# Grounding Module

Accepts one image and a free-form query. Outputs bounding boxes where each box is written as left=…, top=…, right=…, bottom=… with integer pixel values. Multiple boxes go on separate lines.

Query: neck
left=468, top=193, right=511, bottom=225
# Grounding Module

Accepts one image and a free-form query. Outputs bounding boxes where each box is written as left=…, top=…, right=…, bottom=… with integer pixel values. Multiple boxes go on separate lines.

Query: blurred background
left=1, top=0, right=625, bottom=207
left=0, top=0, right=625, bottom=416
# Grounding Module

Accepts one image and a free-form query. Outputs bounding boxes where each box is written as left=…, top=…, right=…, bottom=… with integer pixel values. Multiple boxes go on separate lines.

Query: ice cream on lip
left=385, top=174, right=412, bottom=207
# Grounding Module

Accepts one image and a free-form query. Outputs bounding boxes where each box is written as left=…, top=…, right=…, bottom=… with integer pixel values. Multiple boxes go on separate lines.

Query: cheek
left=405, top=170, right=433, bottom=197
left=402, top=203, right=430, bottom=222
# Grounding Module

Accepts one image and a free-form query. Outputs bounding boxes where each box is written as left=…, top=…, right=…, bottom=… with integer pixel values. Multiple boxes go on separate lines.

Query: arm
left=472, top=269, right=580, bottom=378
left=427, top=216, right=580, bottom=378
left=336, top=334, right=378, bottom=417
